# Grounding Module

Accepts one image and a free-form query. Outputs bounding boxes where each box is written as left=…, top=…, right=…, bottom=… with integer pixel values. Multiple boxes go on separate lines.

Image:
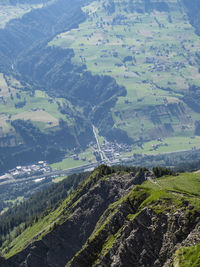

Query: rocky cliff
left=3, top=166, right=146, bottom=266
left=69, top=194, right=200, bottom=267
left=2, top=166, right=200, bottom=266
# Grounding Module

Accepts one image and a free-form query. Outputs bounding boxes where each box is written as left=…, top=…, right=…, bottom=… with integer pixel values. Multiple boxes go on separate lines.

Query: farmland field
left=51, top=157, right=89, bottom=170
left=121, top=136, right=200, bottom=158
left=0, top=72, right=67, bottom=142
left=50, top=0, right=200, bottom=155
left=0, top=3, right=44, bottom=29
left=0, top=0, right=200, bottom=171
left=51, top=148, right=96, bottom=170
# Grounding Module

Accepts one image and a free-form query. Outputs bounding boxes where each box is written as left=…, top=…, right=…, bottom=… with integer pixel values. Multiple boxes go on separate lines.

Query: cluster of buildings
left=9, top=161, right=51, bottom=179
left=93, top=139, right=132, bottom=164
left=103, top=141, right=130, bottom=160
left=147, top=56, right=186, bottom=73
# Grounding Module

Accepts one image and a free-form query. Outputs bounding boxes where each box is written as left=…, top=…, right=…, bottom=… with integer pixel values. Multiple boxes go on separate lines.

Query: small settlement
left=0, top=161, right=51, bottom=182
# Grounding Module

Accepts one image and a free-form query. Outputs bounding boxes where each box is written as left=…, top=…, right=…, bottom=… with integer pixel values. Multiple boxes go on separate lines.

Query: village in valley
left=0, top=161, right=52, bottom=183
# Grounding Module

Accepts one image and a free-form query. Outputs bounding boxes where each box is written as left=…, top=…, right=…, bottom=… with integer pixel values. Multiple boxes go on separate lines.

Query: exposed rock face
left=4, top=168, right=145, bottom=267
left=69, top=204, right=200, bottom=267
left=107, top=209, right=198, bottom=267
left=3, top=167, right=200, bottom=267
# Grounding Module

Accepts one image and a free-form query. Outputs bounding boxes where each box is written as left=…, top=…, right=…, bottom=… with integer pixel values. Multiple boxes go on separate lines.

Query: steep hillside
left=0, top=0, right=129, bottom=172
left=69, top=172, right=200, bottom=267
left=0, top=0, right=92, bottom=170
left=0, top=171, right=90, bottom=247
left=1, top=0, right=200, bottom=171
left=1, top=165, right=200, bottom=266
left=50, top=0, right=200, bottom=155
left=1, top=165, right=146, bottom=266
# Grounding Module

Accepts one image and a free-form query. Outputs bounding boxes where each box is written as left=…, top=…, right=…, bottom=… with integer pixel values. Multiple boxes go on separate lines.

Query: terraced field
left=50, top=0, right=200, bottom=154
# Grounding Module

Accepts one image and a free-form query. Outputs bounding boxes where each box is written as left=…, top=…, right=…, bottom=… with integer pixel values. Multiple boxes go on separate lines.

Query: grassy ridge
left=3, top=167, right=200, bottom=262
left=68, top=170, right=200, bottom=266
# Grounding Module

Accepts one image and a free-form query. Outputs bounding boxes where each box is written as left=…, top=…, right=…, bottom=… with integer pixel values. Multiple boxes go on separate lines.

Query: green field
left=120, top=136, right=200, bottom=158
left=50, top=0, right=200, bottom=149
left=52, top=175, right=68, bottom=183
left=0, top=72, right=68, bottom=142
left=51, top=149, right=96, bottom=170
left=51, top=157, right=88, bottom=170
left=0, top=3, right=43, bottom=29
left=1, top=0, right=200, bottom=170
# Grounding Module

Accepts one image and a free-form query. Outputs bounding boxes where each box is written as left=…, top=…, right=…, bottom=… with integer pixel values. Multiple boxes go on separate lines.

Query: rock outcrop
left=69, top=195, right=200, bottom=267
left=2, top=166, right=200, bottom=267
left=4, top=166, right=146, bottom=267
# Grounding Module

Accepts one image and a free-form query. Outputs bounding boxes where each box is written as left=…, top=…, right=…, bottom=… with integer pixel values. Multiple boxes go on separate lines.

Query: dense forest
left=0, top=171, right=90, bottom=247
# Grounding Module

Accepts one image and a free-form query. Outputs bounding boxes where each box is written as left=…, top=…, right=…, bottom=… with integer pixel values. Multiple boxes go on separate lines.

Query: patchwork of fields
left=50, top=0, right=200, bottom=155
left=0, top=73, right=65, bottom=141
left=0, top=0, right=200, bottom=170
left=0, top=72, right=97, bottom=166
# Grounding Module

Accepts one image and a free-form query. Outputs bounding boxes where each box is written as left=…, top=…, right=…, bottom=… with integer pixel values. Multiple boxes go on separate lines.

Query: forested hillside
left=0, top=171, right=89, bottom=247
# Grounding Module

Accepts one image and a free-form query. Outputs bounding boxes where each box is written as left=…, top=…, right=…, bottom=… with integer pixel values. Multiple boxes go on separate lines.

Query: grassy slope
left=0, top=73, right=97, bottom=166
left=2, top=167, right=102, bottom=258
left=0, top=73, right=66, bottom=135
left=49, top=0, right=200, bottom=155
left=174, top=244, right=200, bottom=267
left=3, top=169, right=200, bottom=263
left=70, top=171, right=200, bottom=265
left=0, top=73, right=86, bottom=155
left=0, top=3, right=44, bottom=29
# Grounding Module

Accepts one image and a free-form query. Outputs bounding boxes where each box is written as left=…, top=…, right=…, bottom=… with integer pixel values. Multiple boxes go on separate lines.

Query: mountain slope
left=2, top=165, right=145, bottom=266
left=2, top=165, right=200, bottom=266
left=69, top=172, right=200, bottom=267
left=0, top=0, right=129, bottom=172
left=1, top=0, right=200, bottom=171
left=50, top=0, right=200, bottom=154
